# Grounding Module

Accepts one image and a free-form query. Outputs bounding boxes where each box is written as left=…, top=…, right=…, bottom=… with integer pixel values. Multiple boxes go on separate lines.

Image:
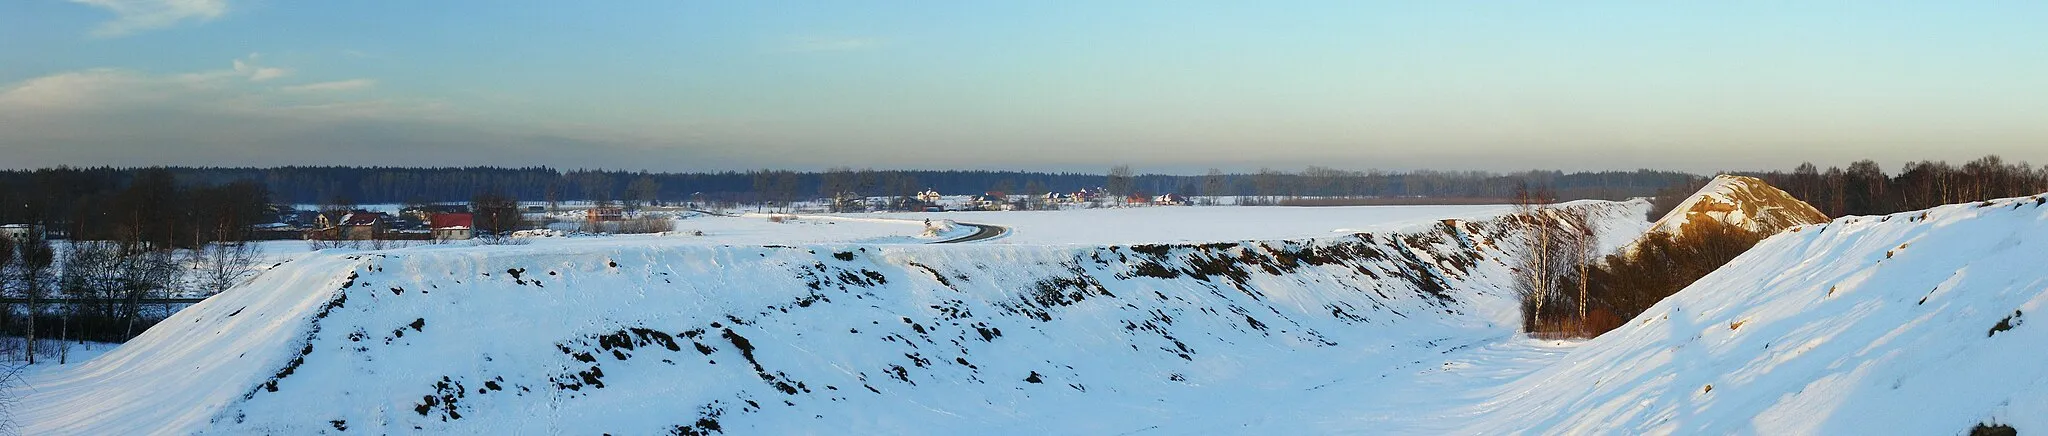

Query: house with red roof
left=430, top=213, right=474, bottom=241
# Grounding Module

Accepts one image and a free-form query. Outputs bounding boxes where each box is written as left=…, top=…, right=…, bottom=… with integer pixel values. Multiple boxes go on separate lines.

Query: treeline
left=0, top=168, right=273, bottom=246
left=1748, top=155, right=2048, bottom=217
left=6, top=166, right=1698, bottom=205
left=0, top=168, right=274, bottom=356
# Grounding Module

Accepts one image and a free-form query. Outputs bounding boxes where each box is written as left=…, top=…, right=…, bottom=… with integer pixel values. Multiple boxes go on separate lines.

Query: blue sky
left=3, top=1, right=2045, bottom=173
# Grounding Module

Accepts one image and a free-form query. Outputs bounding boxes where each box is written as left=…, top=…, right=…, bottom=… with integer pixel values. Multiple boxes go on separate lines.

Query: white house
left=0, top=224, right=37, bottom=240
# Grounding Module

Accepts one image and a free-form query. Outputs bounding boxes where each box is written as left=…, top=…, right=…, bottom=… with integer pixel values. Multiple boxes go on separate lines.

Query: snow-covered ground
left=14, top=201, right=1607, bottom=434
left=857, top=204, right=1526, bottom=245
left=18, top=194, right=2047, bottom=434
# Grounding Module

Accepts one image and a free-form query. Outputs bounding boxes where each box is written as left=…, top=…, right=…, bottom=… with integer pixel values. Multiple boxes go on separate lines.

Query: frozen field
left=854, top=204, right=1527, bottom=245
left=22, top=195, right=2048, bottom=434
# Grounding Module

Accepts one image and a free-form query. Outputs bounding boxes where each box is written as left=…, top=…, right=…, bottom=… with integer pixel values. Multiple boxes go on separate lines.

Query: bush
left=1547, top=221, right=1767, bottom=337
left=614, top=217, right=674, bottom=234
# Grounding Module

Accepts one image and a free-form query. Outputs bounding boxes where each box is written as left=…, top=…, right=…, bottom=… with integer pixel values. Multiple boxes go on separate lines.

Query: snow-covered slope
left=1470, top=193, right=2048, bottom=434
left=61, top=193, right=2048, bottom=435
left=1646, top=174, right=1828, bottom=238
left=16, top=201, right=1646, bottom=434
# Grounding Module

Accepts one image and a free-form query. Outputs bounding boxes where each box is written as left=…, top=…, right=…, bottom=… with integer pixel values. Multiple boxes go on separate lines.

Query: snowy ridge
left=1646, top=174, right=1827, bottom=238
left=18, top=200, right=1647, bottom=434
left=14, top=253, right=373, bottom=435
left=1469, top=193, right=2048, bottom=434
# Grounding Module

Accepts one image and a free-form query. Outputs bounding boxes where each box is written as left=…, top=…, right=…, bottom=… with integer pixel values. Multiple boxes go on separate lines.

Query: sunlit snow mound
left=19, top=201, right=1648, bottom=435
left=1647, top=174, right=1828, bottom=238
left=1475, top=193, right=2048, bottom=434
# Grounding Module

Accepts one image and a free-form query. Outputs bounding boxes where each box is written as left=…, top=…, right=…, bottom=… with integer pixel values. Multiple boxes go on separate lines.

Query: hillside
left=1468, top=193, right=2048, bottom=433
left=1646, top=174, right=1829, bottom=238
left=1568, top=175, right=1834, bottom=331
left=13, top=201, right=1646, bottom=434
left=26, top=194, right=2047, bottom=434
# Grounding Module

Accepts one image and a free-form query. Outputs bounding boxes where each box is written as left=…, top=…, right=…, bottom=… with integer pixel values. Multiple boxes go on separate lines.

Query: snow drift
left=1471, top=193, right=2048, bottom=434
left=30, top=192, right=2047, bottom=435
left=16, top=201, right=1647, bottom=434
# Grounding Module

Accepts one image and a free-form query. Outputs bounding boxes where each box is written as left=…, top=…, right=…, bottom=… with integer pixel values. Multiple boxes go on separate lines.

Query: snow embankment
left=15, top=200, right=1646, bottom=434
left=1473, top=193, right=2048, bottom=434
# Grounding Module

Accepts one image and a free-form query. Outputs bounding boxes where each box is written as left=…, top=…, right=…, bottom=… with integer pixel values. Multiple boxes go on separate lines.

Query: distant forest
left=1733, top=155, right=2044, bottom=217
left=3, top=158, right=2043, bottom=231
left=4, top=166, right=1696, bottom=206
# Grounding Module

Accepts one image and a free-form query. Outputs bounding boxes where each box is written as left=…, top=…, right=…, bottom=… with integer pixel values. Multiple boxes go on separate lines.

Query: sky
left=2, top=1, right=2045, bottom=174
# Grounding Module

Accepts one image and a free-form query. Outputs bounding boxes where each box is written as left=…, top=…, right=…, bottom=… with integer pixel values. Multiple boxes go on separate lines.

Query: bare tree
left=118, top=249, right=181, bottom=338
left=624, top=174, right=662, bottom=211
left=1106, top=165, right=1135, bottom=206
left=0, top=363, right=21, bottom=433
left=1512, top=184, right=1601, bottom=336
left=13, top=234, right=53, bottom=364
left=0, top=235, right=13, bottom=360
left=189, top=241, right=261, bottom=296
left=1201, top=168, right=1228, bottom=204
left=471, top=192, right=524, bottom=244
left=1252, top=168, right=1286, bottom=204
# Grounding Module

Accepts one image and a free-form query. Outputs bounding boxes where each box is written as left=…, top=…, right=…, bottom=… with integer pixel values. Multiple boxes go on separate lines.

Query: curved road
left=935, top=222, right=1008, bottom=244
left=694, top=209, right=1005, bottom=244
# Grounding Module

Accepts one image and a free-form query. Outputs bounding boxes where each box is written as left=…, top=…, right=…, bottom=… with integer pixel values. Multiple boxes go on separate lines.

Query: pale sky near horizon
left=2, top=1, right=2044, bottom=174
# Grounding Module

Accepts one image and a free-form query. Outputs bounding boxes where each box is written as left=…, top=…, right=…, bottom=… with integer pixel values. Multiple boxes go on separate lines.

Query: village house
left=339, top=213, right=387, bottom=240
left=587, top=206, right=625, bottom=223
left=1069, top=188, right=1103, bottom=204
left=402, top=204, right=469, bottom=222
left=1153, top=193, right=1188, bottom=206
left=971, top=193, right=1013, bottom=211
left=0, top=224, right=39, bottom=240
left=430, top=213, right=474, bottom=241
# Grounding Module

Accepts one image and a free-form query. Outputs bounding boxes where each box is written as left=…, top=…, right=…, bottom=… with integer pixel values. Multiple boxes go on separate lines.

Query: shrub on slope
left=1536, top=175, right=1827, bottom=336
left=1474, top=192, right=2048, bottom=434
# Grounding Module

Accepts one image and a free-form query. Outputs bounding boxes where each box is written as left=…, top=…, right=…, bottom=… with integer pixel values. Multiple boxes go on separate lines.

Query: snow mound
left=1647, top=174, right=1827, bottom=238
left=17, top=201, right=1649, bottom=434
left=1474, top=193, right=2048, bottom=434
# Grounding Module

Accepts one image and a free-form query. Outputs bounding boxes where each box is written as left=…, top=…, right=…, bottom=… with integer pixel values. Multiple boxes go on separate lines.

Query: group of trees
left=1753, top=155, right=2048, bottom=217
left=1523, top=155, right=2048, bottom=338
left=1508, top=186, right=1606, bottom=337
left=0, top=168, right=279, bottom=353
left=0, top=233, right=56, bottom=363
left=0, top=168, right=272, bottom=246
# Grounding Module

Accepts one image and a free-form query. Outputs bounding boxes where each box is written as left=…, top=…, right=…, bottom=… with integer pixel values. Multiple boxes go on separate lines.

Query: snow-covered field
left=859, top=204, right=1524, bottom=245
left=13, top=195, right=2048, bottom=434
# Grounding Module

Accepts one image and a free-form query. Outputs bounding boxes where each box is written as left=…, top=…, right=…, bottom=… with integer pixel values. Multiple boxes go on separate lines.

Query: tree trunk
left=26, top=291, right=36, bottom=365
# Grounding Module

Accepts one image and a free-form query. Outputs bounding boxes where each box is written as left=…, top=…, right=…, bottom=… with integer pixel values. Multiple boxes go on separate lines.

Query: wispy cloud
left=283, top=79, right=376, bottom=93
left=783, top=36, right=884, bottom=53
left=0, top=55, right=717, bottom=170
left=231, top=53, right=290, bottom=81
left=0, top=56, right=406, bottom=119
left=69, top=0, right=229, bottom=38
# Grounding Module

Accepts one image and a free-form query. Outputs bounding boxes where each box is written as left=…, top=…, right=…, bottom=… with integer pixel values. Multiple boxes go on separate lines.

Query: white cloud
left=0, top=57, right=734, bottom=170
left=784, top=37, right=884, bottom=53
left=231, top=56, right=291, bottom=81
left=283, top=79, right=376, bottom=93
left=0, top=56, right=404, bottom=120
left=69, top=0, right=229, bottom=37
